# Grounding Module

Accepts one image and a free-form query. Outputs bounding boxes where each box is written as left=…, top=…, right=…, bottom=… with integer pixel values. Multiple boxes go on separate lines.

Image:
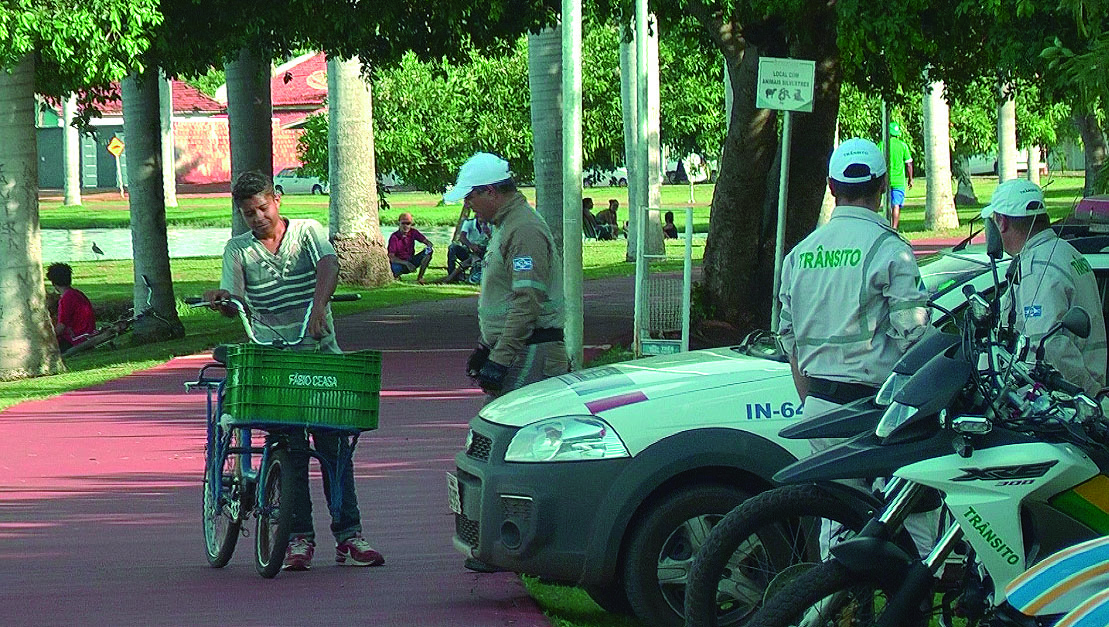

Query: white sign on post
left=755, top=57, right=816, bottom=113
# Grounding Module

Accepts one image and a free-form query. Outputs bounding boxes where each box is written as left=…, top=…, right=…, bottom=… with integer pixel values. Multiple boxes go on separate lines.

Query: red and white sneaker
left=335, top=535, right=385, bottom=566
left=283, top=536, right=315, bottom=571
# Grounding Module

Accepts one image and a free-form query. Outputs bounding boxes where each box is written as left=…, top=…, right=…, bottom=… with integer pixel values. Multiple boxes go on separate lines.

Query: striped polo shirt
left=220, top=218, right=340, bottom=353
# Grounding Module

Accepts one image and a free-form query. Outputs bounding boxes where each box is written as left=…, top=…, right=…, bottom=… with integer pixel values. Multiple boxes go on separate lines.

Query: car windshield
left=918, top=249, right=992, bottom=298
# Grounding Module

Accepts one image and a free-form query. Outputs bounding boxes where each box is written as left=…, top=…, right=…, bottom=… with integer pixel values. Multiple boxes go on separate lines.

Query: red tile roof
left=272, top=52, right=328, bottom=108
left=44, top=81, right=225, bottom=116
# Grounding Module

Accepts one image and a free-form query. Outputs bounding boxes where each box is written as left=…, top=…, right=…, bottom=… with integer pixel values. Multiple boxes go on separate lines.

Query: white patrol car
left=450, top=232, right=1109, bottom=627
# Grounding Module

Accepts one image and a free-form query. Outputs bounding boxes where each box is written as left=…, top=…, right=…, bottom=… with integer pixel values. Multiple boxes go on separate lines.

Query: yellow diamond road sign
left=107, top=137, right=125, bottom=157
left=756, top=57, right=816, bottom=113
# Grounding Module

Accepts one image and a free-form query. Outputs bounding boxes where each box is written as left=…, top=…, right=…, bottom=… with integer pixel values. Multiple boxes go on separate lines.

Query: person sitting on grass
left=46, top=262, right=96, bottom=352
left=662, top=211, right=679, bottom=239
left=445, top=212, right=492, bottom=284
left=595, top=199, right=620, bottom=240
left=388, top=212, right=434, bottom=284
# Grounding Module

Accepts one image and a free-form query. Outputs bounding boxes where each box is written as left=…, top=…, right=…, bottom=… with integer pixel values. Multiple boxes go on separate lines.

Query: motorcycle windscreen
left=778, top=397, right=884, bottom=440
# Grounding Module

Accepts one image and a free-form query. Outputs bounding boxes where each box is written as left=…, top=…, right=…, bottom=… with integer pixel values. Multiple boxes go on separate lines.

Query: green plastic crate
left=223, top=344, right=382, bottom=431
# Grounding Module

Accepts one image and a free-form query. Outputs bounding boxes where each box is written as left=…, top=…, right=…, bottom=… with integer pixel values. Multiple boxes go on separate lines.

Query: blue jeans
left=391, top=248, right=432, bottom=278
left=281, top=430, right=362, bottom=543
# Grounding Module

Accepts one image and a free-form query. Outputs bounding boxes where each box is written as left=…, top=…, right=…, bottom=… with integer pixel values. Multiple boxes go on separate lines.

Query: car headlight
left=875, top=372, right=911, bottom=406
left=874, top=402, right=919, bottom=438
left=505, top=416, right=630, bottom=463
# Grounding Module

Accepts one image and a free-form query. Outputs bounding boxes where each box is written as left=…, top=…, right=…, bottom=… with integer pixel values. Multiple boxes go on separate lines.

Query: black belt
left=807, top=377, right=879, bottom=405
left=526, top=328, right=564, bottom=345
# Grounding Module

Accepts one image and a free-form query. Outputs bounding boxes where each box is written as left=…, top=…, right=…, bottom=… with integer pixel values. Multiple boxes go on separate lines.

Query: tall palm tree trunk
left=528, top=25, right=564, bottom=249
left=923, top=79, right=958, bottom=229
left=0, top=55, right=64, bottom=380
left=121, top=68, right=184, bottom=341
left=225, top=46, right=273, bottom=236
left=997, top=84, right=1019, bottom=182
left=62, top=94, right=81, bottom=206
left=327, top=55, right=391, bottom=287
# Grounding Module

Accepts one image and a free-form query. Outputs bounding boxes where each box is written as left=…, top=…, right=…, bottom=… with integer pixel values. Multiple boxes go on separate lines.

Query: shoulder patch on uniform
left=1024, top=305, right=1042, bottom=319
left=513, top=256, right=534, bottom=271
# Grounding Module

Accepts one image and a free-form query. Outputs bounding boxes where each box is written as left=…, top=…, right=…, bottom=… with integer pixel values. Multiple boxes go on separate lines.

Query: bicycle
left=62, top=276, right=171, bottom=358
left=184, top=293, right=380, bottom=578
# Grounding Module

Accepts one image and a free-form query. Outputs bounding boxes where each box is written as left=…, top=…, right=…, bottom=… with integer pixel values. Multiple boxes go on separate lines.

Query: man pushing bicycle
left=204, top=171, right=384, bottom=571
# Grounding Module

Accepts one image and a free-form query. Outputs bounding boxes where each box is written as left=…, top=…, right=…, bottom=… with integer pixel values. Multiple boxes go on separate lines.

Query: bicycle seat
left=212, top=345, right=230, bottom=365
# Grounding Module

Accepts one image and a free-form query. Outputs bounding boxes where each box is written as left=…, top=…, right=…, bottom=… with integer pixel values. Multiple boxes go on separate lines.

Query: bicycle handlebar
left=185, top=293, right=360, bottom=347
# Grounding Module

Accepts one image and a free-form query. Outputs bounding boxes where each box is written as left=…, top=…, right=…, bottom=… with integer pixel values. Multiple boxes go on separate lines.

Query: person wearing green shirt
left=886, top=121, right=914, bottom=230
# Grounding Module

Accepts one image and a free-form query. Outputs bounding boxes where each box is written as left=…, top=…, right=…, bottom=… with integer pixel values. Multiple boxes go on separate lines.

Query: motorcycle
left=745, top=246, right=1109, bottom=627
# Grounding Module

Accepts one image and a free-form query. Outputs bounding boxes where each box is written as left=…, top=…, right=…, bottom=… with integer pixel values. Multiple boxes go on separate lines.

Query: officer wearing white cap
left=778, top=137, right=933, bottom=555
left=444, top=152, right=568, bottom=399
left=779, top=138, right=930, bottom=416
left=983, top=179, right=1106, bottom=395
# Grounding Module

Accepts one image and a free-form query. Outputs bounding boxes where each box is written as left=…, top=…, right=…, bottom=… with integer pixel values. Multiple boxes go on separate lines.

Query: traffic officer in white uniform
left=779, top=138, right=930, bottom=424
left=984, top=179, right=1106, bottom=395
left=778, top=138, right=932, bottom=554
left=444, top=152, right=568, bottom=400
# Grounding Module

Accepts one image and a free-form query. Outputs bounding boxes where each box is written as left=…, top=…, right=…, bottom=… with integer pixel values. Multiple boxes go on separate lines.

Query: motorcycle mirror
left=985, top=217, right=1004, bottom=259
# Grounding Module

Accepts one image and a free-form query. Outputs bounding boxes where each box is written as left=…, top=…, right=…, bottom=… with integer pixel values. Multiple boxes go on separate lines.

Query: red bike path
left=0, top=277, right=635, bottom=627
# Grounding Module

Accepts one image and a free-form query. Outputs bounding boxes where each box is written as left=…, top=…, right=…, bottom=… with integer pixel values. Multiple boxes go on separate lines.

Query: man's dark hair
left=664, top=210, right=675, bottom=223
left=609, top=199, right=619, bottom=209
left=491, top=179, right=517, bottom=194
left=1004, top=212, right=1051, bottom=232
left=583, top=197, right=594, bottom=210
left=46, top=263, right=73, bottom=287
left=831, top=165, right=885, bottom=203
left=232, top=170, right=276, bottom=207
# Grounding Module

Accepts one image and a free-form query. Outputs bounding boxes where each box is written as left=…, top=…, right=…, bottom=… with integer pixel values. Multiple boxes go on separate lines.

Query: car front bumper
left=451, top=417, right=630, bottom=584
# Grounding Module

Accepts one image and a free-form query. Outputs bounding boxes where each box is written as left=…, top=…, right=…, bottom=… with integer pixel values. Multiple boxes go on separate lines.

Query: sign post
left=756, top=57, right=815, bottom=332
left=107, top=136, right=125, bottom=198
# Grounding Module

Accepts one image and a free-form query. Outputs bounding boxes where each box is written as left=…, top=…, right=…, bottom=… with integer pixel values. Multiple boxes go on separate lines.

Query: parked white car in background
left=273, top=167, right=328, bottom=195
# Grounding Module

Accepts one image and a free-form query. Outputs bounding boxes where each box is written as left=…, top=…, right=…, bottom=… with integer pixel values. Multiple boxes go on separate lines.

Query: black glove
left=466, top=344, right=491, bottom=378
left=476, top=360, right=509, bottom=392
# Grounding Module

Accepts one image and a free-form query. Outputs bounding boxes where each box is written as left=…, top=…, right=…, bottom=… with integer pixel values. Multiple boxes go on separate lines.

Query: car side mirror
left=985, top=217, right=1004, bottom=260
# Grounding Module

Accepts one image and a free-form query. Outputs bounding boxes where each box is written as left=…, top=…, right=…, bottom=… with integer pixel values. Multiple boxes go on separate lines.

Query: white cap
left=443, top=153, right=512, bottom=203
left=980, top=179, right=1046, bottom=219
left=828, top=138, right=888, bottom=184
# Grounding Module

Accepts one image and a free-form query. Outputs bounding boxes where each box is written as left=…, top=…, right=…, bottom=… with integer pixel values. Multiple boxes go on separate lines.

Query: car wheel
left=274, top=185, right=284, bottom=195
left=622, top=484, right=750, bottom=627
left=312, top=184, right=323, bottom=195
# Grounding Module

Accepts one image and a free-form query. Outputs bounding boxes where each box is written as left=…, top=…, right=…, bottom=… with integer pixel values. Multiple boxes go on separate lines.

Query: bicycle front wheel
left=255, top=447, right=294, bottom=578
left=202, top=428, right=242, bottom=567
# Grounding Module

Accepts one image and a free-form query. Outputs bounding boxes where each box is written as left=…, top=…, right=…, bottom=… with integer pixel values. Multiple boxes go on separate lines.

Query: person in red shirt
left=47, top=263, right=96, bottom=351
left=387, top=212, right=434, bottom=284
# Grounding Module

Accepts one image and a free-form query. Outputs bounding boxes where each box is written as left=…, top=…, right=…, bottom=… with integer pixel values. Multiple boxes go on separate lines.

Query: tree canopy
left=298, top=18, right=727, bottom=193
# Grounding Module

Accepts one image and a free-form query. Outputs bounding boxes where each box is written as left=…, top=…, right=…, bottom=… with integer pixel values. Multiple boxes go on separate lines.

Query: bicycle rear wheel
left=255, top=447, right=294, bottom=578
left=61, top=326, right=121, bottom=358
left=203, top=428, right=243, bottom=567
